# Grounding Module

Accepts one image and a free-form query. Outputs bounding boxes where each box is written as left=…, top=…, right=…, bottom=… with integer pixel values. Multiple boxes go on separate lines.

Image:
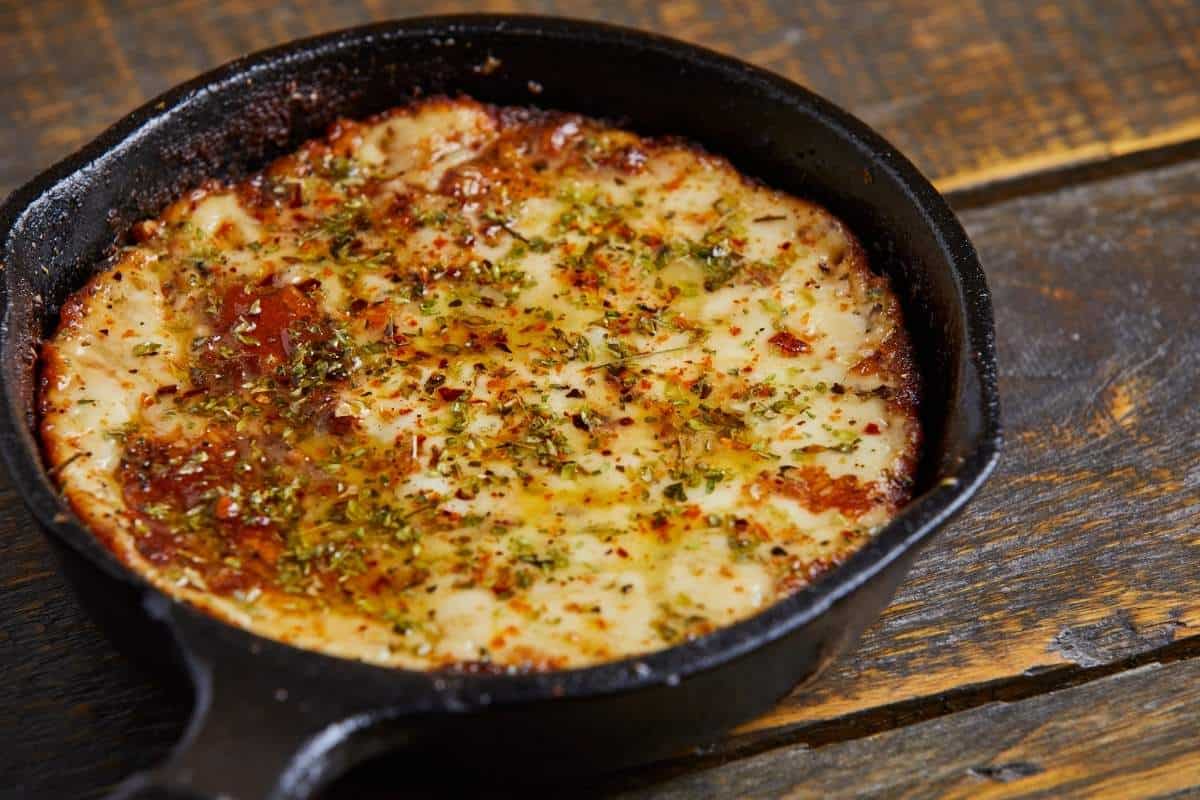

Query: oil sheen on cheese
left=40, top=98, right=920, bottom=671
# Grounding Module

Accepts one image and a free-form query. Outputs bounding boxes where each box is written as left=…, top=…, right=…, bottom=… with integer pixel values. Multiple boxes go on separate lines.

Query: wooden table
left=2, top=1, right=1198, bottom=797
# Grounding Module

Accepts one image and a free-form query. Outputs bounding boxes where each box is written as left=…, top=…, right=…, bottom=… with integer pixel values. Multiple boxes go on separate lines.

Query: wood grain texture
left=615, top=660, right=1200, bottom=799
left=1, top=0, right=1199, bottom=199
left=2, top=2, right=1200, bottom=798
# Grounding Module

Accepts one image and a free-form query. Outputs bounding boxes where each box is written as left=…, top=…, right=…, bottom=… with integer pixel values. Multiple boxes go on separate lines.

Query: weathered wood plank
left=614, top=659, right=1200, bottom=799
left=1, top=0, right=1198, bottom=198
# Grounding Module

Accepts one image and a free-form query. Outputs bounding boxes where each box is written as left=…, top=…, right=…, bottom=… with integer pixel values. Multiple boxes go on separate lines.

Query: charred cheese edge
left=40, top=97, right=920, bottom=671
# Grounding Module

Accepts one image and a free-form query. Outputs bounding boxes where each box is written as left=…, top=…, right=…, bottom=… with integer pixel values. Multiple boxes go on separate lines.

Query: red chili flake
left=438, top=387, right=466, bottom=402
left=768, top=331, right=810, bottom=356
left=729, top=325, right=742, bottom=335
left=864, top=422, right=882, bottom=435
left=327, top=414, right=358, bottom=436
left=215, top=496, right=240, bottom=521
left=616, top=547, right=630, bottom=559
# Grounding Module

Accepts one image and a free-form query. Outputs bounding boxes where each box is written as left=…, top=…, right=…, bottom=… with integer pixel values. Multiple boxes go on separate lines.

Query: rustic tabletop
left=2, top=1, right=1198, bottom=798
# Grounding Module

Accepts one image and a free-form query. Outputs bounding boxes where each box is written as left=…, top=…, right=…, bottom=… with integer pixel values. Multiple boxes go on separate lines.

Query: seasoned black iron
left=0, top=15, right=1000, bottom=800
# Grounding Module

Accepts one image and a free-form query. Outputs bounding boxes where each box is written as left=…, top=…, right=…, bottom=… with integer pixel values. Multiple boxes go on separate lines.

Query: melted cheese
left=40, top=97, right=920, bottom=671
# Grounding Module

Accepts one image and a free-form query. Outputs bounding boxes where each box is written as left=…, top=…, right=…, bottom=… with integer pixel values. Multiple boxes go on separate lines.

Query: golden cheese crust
left=40, top=97, right=920, bottom=671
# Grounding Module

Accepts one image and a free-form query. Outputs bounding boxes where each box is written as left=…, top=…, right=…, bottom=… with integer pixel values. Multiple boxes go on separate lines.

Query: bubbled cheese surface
left=40, top=98, right=920, bottom=671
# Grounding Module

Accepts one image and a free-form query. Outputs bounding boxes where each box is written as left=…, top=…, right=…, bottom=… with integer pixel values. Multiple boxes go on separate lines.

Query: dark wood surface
left=617, top=660, right=1200, bottom=799
left=2, top=2, right=1199, bottom=798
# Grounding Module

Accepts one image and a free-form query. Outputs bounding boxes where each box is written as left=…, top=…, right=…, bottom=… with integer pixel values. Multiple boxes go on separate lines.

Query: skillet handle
left=108, top=597, right=400, bottom=800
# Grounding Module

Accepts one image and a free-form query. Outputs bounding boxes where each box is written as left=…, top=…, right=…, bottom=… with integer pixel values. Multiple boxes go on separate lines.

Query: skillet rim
left=0, top=13, right=1001, bottom=705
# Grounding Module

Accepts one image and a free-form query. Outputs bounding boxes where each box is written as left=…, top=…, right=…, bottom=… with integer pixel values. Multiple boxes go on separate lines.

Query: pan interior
left=0, top=18, right=995, bottom=691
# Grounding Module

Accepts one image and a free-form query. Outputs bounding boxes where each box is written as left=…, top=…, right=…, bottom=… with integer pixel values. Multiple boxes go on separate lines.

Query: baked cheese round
left=40, top=97, right=920, bottom=671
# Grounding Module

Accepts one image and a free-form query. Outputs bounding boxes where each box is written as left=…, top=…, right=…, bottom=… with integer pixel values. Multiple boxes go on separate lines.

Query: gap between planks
left=609, top=659, right=1200, bottom=799
left=939, top=125, right=1200, bottom=210
left=592, top=633, right=1200, bottom=795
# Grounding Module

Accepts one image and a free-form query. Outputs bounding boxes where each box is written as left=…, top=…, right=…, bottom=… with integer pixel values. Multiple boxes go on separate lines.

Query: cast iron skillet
left=0, top=15, right=1001, bottom=800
